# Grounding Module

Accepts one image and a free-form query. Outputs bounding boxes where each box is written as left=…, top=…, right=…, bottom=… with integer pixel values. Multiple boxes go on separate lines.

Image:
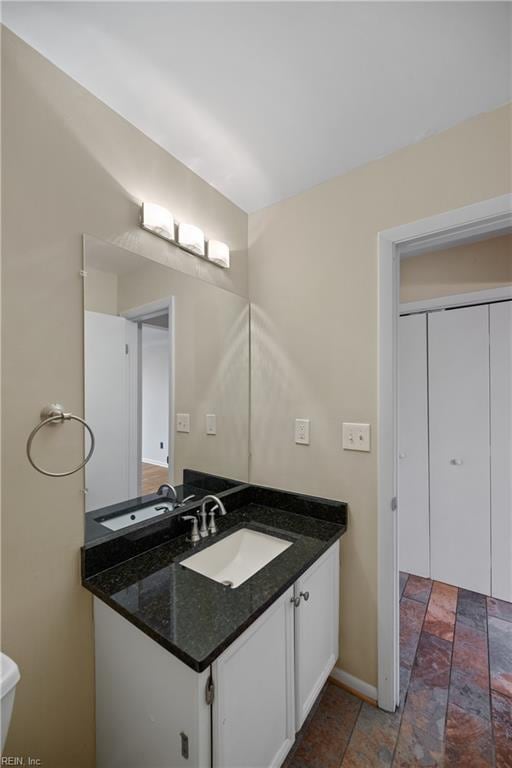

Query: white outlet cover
left=342, top=422, right=371, bottom=452
left=295, top=418, right=310, bottom=445
left=176, top=413, right=190, bottom=433
left=206, top=413, right=217, bottom=435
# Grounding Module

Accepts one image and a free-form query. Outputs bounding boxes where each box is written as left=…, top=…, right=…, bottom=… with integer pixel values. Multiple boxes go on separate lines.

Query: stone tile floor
left=284, top=573, right=512, bottom=767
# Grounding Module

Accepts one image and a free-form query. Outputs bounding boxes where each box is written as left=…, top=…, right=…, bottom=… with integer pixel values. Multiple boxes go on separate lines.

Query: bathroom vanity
left=82, top=482, right=347, bottom=768
left=80, top=236, right=347, bottom=768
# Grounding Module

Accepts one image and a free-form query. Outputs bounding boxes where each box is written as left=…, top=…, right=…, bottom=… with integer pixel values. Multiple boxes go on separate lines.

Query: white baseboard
left=141, top=458, right=168, bottom=468
left=330, top=667, right=378, bottom=702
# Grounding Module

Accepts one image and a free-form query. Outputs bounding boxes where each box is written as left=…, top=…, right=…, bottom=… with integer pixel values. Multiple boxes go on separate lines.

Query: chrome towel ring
left=26, top=404, right=95, bottom=477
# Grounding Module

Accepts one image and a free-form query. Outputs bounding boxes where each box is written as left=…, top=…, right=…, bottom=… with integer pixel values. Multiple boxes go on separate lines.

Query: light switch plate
left=295, top=418, right=310, bottom=445
left=342, top=422, right=371, bottom=452
left=206, top=413, right=217, bottom=435
left=176, top=413, right=190, bottom=433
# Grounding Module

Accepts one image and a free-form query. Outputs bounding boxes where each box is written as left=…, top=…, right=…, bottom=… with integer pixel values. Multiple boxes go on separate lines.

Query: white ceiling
left=3, top=2, right=511, bottom=212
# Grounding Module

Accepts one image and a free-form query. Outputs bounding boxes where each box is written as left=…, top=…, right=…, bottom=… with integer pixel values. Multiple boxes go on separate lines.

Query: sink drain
left=222, top=580, right=234, bottom=588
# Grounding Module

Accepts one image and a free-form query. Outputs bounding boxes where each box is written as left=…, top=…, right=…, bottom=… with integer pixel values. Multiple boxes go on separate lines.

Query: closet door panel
left=398, top=314, right=430, bottom=577
left=490, top=301, right=512, bottom=602
left=429, top=305, right=491, bottom=594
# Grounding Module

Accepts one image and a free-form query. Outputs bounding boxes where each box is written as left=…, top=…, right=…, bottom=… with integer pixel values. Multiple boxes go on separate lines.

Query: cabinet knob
left=399, top=453, right=407, bottom=459
left=300, top=591, right=310, bottom=601
left=290, top=596, right=301, bottom=607
left=450, top=458, right=463, bottom=466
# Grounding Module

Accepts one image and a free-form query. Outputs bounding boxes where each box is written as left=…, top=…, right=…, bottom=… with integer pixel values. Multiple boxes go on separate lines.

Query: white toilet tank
left=1, top=653, right=20, bottom=750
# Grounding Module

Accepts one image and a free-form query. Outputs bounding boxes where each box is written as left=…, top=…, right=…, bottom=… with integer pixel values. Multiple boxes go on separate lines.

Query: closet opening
left=398, top=233, right=512, bottom=599
left=377, top=195, right=512, bottom=713
left=394, top=232, right=512, bottom=736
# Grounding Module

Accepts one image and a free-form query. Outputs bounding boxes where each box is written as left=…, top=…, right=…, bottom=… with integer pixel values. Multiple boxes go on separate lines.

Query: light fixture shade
left=142, top=202, right=174, bottom=240
left=178, top=222, right=205, bottom=257
left=207, top=239, right=230, bottom=269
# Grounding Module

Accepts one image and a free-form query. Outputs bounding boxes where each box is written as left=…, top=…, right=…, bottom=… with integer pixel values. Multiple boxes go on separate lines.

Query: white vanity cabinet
left=294, top=542, right=340, bottom=730
left=94, top=540, right=340, bottom=768
left=94, top=597, right=211, bottom=768
left=212, top=587, right=296, bottom=768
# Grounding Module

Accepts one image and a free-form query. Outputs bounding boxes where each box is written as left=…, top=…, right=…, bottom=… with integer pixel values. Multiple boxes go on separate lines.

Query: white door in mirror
left=342, top=422, right=371, bottom=452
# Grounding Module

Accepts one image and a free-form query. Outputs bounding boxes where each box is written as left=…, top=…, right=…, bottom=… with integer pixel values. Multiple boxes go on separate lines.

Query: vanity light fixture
left=177, top=222, right=205, bottom=257
left=140, top=202, right=229, bottom=268
left=141, top=202, right=175, bottom=241
left=207, top=239, right=230, bottom=269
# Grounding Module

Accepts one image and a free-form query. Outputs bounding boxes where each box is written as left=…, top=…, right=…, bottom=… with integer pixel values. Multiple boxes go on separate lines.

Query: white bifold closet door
left=429, top=305, right=491, bottom=595
left=490, top=301, right=512, bottom=602
left=398, top=314, right=430, bottom=577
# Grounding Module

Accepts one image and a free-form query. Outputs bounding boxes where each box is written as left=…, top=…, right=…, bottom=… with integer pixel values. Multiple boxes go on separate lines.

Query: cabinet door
left=490, top=301, right=512, bottom=602
left=94, top=598, right=210, bottom=768
left=212, top=587, right=295, bottom=768
left=429, top=305, right=491, bottom=594
left=294, top=541, right=339, bottom=731
left=398, top=313, right=430, bottom=577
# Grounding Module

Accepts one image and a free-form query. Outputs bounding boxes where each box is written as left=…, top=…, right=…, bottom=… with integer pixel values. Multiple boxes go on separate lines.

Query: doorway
left=139, top=313, right=170, bottom=494
left=85, top=297, right=174, bottom=510
left=122, top=300, right=175, bottom=498
left=377, top=193, right=512, bottom=712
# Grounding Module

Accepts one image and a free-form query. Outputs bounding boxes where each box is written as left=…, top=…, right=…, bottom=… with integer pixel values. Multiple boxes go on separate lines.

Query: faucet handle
left=198, top=508, right=209, bottom=538
left=207, top=509, right=218, bottom=535
left=181, top=515, right=200, bottom=543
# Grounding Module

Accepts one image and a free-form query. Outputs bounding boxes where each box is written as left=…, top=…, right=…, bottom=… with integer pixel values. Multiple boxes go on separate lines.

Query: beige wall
left=400, top=233, right=512, bottom=303
left=1, top=28, right=247, bottom=766
left=248, top=103, right=511, bottom=688
left=85, top=268, right=119, bottom=314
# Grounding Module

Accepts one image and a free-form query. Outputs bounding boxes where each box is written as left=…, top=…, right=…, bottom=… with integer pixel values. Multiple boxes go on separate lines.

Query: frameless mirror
left=83, top=235, right=249, bottom=542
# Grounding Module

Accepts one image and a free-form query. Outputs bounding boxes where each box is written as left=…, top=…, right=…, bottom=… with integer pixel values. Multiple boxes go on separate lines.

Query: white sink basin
left=100, top=504, right=172, bottom=531
left=180, top=528, right=292, bottom=588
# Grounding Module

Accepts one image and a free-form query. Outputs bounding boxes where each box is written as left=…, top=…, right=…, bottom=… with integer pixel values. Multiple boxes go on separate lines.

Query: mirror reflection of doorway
left=139, top=313, right=170, bottom=495
left=84, top=302, right=173, bottom=511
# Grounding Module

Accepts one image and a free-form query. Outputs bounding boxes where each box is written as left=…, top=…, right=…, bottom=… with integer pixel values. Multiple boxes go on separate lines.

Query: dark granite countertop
left=84, top=469, right=245, bottom=545
left=82, top=495, right=346, bottom=672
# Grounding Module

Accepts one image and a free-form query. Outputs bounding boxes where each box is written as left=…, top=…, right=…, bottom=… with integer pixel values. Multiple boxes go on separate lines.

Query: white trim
left=141, top=458, right=168, bottom=468
left=122, top=297, right=172, bottom=323
left=377, top=193, right=512, bottom=713
left=330, top=667, right=378, bottom=703
left=400, top=286, right=512, bottom=315
left=394, top=194, right=512, bottom=258
left=377, top=233, right=400, bottom=712
left=122, top=296, right=176, bottom=488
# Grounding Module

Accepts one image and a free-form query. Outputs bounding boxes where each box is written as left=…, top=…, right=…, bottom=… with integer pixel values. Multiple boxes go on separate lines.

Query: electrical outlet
left=176, top=413, right=190, bottom=433
left=342, top=422, right=371, bottom=452
left=295, top=418, right=310, bottom=445
left=206, top=414, right=217, bottom=435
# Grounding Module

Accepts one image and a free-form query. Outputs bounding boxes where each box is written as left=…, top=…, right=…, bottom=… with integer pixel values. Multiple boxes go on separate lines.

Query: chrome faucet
left=177, top=494, right=196, bottom=509
left=201, top=495, right=227, bottom=536
left=157, top=483, right=178, bottom=501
